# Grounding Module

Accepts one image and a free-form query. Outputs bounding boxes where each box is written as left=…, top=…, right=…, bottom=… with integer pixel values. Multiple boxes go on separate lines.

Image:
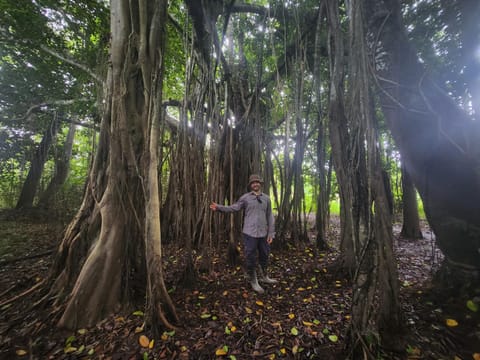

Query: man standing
left=210, top=174, right=277, bottom=294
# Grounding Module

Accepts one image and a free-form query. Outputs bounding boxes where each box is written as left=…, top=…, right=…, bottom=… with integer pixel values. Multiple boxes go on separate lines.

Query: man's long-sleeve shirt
left=216, top=192, right=275, bottom=239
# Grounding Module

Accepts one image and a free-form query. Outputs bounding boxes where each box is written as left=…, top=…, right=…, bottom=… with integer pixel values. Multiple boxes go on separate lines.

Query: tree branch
left=14, top=98, right=91, bottom=121
left=40, top=45, right=103, bottom=83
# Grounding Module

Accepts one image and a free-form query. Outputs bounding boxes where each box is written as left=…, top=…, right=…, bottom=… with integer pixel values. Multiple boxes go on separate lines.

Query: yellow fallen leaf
left=230, top=326, right=237, bottom=332
left=139, top=335, right=150, bottom=347
left=256, top=300, right=264, bottom=306
left=16, top=349, right=27, bottom=356
left=135, top=326, right=144, bottom=334
left=77, top=329, right=87, bottom=335
left=302, top=321, right=313, bottom=327
left=245, top=307, right=253, bottom=314
left=280, top=348, right=286, bottom=354
left=161, top=332, right=168, bottom=341
left=64, top=346, right=77, bottom=354
left=446, top=318, right=458, bottom=327
left=148, top=339, right=154, bottom=349
left=215, top=347, right=228, bottom=356
left=288, top=313, right=295, bottom=319
left=292, top=344, right=299, bottom=354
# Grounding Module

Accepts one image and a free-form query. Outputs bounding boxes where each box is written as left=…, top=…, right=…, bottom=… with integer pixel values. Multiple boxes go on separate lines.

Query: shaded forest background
left=0, top=0, right=479, bottom=359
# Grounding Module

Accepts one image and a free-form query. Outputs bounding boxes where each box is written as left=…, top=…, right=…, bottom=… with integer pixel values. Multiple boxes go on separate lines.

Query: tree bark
left=50, top=0, right=177, bottom=331
left=400, top=164, right=423, bottom=239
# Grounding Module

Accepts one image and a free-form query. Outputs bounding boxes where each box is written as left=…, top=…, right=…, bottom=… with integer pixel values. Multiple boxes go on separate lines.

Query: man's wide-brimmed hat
left=248, top=174, right=264, bottom=187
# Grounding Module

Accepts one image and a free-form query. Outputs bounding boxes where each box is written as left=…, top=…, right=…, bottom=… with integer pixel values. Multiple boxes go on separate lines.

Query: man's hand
left=210, top=202, right=218, bottom=211
left=267, top=237, right=273, bottom=245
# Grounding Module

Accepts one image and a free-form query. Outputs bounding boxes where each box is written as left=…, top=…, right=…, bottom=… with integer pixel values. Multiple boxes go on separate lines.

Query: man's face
left=251, top=181, right=261, bottom=192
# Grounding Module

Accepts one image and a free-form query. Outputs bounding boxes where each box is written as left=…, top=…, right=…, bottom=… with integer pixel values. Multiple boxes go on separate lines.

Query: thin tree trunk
left=325, top=0, right=356, bottom=272
left=16, top=113, right=61, bottom=209
left=37, top=120, right=76, bottom=209
left=400, top=164, right=423, bottom=239
left=313, top=2, right=329, bottom=250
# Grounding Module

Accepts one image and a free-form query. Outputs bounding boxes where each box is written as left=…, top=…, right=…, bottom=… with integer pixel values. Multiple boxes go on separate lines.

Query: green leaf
left=328, top=334, right=338, bottom=342
left=65, top=335, right=76, bottom=346
left=290, top=327, right=299, bottom=336
left=132, top=310, right=144, bottom=316
left=467, top=300, right=478, bottom=312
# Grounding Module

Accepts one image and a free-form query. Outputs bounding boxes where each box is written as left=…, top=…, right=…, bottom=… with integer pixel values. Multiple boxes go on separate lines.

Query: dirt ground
left=0, top=212, right=479, bottom=359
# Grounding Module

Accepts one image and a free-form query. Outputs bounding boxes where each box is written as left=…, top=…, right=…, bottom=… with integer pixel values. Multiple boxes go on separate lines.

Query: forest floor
left=0, top=210, right=479, bottom=360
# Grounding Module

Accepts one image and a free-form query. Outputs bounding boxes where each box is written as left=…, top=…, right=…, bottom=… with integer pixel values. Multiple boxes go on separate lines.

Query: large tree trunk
left=50, top=0, right=177, bottom=331
left=16, top=113, right=61, bottom=209
left=365, top=0, right=480, bottom=273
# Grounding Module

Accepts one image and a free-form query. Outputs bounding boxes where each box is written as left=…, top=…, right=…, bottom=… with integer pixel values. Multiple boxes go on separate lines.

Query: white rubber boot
left=258, top=266, right=278, bottom=284
left=248, top=269, right=265, bottom=293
